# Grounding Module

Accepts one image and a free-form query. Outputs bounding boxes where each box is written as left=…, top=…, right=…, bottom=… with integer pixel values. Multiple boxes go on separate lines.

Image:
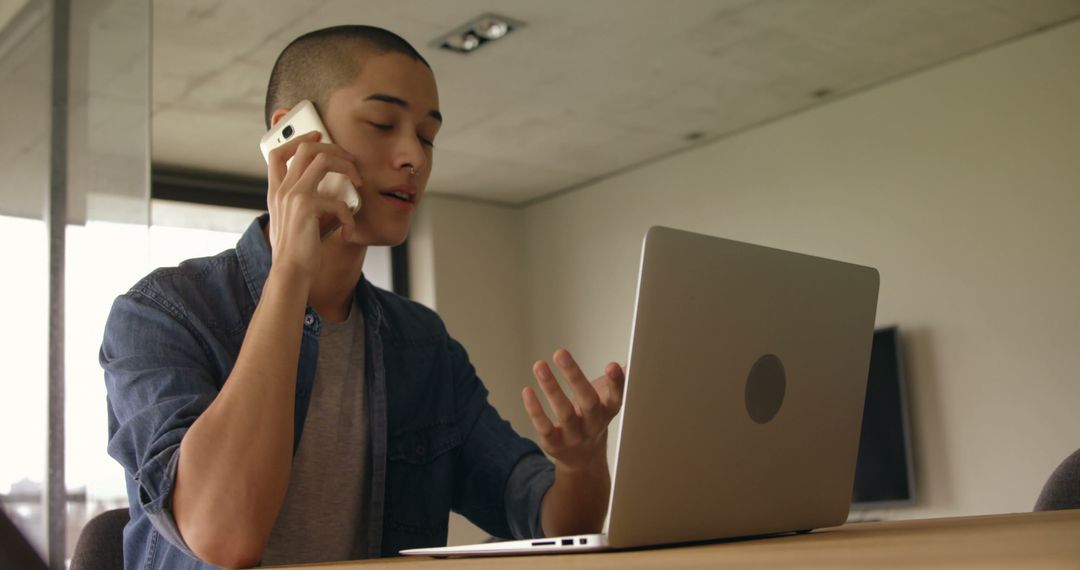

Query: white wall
left=417, top=20, right=1080, bottom=530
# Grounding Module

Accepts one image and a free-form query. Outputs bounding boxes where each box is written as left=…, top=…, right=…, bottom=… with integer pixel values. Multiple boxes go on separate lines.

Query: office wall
left=519, top=19, right=1080, bottom=521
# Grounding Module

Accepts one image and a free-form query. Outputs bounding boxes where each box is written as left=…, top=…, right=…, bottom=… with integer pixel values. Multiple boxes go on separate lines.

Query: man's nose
left=393, top=134, right=426, bottom=173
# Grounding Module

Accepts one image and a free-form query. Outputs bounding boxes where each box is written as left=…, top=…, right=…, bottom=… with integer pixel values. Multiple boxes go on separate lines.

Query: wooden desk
left=276, top=510, right=1080, bottom=569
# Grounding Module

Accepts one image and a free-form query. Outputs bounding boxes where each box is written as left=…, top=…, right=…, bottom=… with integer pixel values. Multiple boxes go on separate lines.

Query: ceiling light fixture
left=472, top=17, right=509, bottom=40
left=435, top=13, right=523, bottom=54
left=445, top=32, right=481, bottom=53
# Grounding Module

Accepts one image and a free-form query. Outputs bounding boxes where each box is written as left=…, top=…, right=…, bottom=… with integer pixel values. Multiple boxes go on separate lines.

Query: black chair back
left=1035, top=448, right=1080, bottom=511
left=70, top=508, right=130, bottom=570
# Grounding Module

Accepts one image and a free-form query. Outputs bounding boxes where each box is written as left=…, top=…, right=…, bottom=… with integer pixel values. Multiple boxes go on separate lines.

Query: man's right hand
left=265, top=130, right=364, bottom=280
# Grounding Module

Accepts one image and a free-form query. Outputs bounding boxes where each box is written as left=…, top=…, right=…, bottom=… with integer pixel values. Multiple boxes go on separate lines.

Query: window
left=0, top=216, right=49, bottom=555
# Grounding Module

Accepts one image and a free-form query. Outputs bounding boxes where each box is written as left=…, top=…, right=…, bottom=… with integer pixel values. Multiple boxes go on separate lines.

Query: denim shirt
left=101, top=215, right=554, bottom=569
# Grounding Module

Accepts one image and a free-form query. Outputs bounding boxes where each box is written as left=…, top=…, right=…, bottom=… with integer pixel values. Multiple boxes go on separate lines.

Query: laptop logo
left=745, top=354, right=786, bottom=423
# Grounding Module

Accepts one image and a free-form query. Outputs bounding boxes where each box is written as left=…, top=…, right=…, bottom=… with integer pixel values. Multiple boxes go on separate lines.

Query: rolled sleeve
left=136, top=446, right=195, bottom=556
left=504, top=452, right=555, bottom=539
left=101, top=289, right=218, bottom=557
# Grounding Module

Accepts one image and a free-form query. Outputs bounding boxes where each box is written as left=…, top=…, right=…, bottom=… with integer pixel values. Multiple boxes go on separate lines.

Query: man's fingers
left=522, top=387, right=556, bottom=441
left=270, top=132, right=356, bottom=169
left=271, top=136, right=360, bottom=195
left=291, top=150, right=363, bottom=195
left=598, top=362, right=626, bottom=413
left=533, top=360, right=579, bottom=426
left=311, top=195, right=356, bottom=241
left=267, top=131, right=320, bottom=187
left=553, top=349, right=604, bottom=433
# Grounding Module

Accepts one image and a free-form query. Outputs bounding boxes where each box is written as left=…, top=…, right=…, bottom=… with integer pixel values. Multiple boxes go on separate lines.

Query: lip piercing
left=408, top=166, right=419, bottom=176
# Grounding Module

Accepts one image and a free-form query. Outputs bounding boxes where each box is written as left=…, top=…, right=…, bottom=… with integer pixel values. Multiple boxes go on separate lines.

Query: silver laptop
left=402, top=226, right=880, bottom=557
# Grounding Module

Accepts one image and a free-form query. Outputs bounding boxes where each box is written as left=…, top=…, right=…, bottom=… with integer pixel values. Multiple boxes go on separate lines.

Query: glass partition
left=63, top=0, right=151, bottom=565
left=0, top=0, right=151, bottom=566
left=0, top=0, right=54, bottom=559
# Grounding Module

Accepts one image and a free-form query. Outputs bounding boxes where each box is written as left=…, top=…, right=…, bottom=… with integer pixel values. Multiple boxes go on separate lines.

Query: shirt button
left=415, top=444, right=426, bottom=456
left=304, top=314, right=315, bottom=326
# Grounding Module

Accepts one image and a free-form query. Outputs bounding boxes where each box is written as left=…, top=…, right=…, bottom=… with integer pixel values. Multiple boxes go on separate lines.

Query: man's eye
left=370, top=122, right=393, bottom=131
left=419, top=136, right=434, bottom=148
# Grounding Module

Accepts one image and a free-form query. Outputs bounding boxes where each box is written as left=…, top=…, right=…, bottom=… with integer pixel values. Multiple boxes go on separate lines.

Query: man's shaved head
left=264, top=25, right=430, bottom=128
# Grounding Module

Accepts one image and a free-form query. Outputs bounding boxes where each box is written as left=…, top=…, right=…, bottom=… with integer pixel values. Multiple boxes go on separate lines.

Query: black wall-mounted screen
left=852, top=326, right=915, bottom=506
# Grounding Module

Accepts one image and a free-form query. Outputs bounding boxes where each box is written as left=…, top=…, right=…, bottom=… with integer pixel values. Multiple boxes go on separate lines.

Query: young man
left=101, top=26, right=624, bottom=569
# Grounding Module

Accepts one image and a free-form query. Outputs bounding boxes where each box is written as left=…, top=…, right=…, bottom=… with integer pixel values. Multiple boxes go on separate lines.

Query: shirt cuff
left=135, top=443, right=197, bottom=558
left=503, top=452, right=555, bottom=539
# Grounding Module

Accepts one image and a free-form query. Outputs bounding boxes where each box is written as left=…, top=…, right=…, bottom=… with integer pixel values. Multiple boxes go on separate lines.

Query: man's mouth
left=379, top=184, right=418, bottom=205
left=381, top=191, right=414, bottom=203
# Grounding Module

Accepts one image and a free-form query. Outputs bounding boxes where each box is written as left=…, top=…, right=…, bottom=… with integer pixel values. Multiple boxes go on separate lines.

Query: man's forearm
left=172, top=267, right=310, bottom=568
left=539, top=457, right=611, bottom=537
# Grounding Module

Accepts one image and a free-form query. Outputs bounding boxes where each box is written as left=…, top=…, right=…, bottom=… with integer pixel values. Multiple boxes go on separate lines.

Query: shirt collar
left=235, top=213, right=273, bottom=305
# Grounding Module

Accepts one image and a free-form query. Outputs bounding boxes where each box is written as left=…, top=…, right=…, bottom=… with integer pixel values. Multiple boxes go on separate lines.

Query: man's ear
left=269, top=107, right=291, bottom=128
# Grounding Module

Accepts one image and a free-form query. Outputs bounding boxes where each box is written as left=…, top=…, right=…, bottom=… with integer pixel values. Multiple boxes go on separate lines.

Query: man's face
left=321, top=52, right=441, bottom=247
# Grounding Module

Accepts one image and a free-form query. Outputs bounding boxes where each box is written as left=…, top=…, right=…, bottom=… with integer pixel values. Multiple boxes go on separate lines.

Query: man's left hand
left=522, top=348, right=625, bottom=472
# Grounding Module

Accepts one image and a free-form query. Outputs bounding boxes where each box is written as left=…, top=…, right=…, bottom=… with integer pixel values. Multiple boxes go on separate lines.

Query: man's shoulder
left=121, top=248, right=250, bottom=324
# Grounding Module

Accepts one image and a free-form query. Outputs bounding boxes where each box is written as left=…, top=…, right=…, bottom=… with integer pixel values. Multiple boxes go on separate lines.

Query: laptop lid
left=606, top=226, right=879, bottom=548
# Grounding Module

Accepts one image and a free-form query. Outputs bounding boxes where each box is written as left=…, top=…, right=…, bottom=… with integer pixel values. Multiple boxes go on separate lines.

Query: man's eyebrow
left=364, top=93, right=442, bottom=123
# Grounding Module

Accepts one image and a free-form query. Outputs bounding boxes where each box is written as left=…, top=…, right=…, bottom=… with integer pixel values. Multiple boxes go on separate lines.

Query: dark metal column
left=46, top=0, right=69, bottom=567
left=391, top=239, right=411, bottom=297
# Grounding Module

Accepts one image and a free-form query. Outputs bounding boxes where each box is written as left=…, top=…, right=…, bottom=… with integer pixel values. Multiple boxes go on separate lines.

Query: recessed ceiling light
left=435, top=13, right=524, bottom=54
left=472, top=17, right=509, bottom=40
left=445, top=32, right=481, bottom=53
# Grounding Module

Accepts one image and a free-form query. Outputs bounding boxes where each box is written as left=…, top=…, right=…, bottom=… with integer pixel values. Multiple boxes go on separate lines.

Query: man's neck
left=308, top=236, right=367, bottom=323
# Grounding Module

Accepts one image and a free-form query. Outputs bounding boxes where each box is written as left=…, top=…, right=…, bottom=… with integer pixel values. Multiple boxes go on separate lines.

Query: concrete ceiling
left=152, top=0, right=1080, bottom=207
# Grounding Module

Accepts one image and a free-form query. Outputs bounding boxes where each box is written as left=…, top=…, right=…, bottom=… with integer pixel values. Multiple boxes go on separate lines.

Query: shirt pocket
left=385, top=424, right=462, bottom=537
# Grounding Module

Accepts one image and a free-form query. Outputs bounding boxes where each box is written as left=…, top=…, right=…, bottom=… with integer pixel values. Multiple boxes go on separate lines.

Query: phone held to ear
left=259, top=99, right=361, bottom=213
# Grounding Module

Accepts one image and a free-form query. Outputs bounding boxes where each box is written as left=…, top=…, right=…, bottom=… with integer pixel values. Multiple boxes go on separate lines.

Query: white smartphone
left=259, top=99, right=361, bottom=212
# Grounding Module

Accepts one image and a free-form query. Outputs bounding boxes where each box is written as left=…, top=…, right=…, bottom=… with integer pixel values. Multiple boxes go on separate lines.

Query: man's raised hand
left=521, top=348, right=625, bottom=471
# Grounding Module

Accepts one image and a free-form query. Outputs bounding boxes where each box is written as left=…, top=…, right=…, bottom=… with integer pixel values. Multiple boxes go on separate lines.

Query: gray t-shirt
left=262, top=300, right=369, bottom=565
